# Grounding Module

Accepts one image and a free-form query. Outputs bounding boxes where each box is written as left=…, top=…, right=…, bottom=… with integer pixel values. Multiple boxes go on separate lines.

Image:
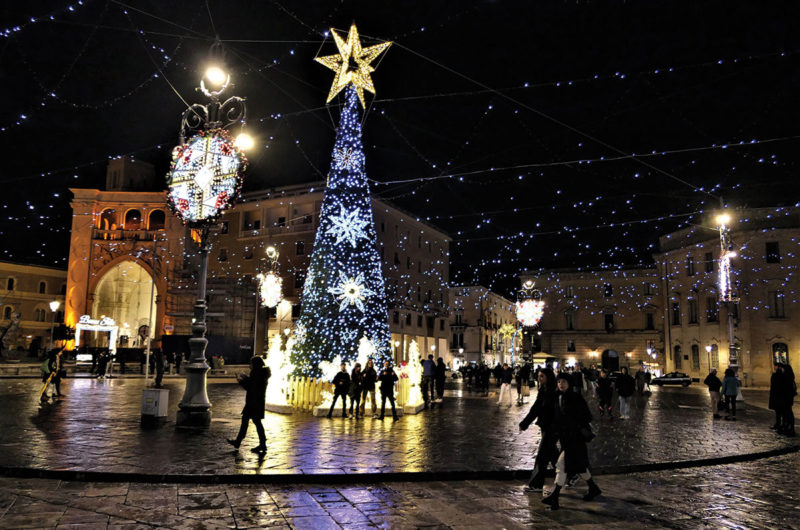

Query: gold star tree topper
left=315, top=24, right=391, bottom=107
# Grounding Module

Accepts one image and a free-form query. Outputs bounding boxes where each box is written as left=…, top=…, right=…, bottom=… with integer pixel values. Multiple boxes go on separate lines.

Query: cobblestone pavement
left=0, top=378, right=795, bottom=477
left=0, top=451, right=798, bottom=528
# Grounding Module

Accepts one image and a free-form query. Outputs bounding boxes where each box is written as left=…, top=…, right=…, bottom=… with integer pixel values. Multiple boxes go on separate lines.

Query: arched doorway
left=92, top=261, right=157, bottom=349
left=601, top=349, right=619, bottom=371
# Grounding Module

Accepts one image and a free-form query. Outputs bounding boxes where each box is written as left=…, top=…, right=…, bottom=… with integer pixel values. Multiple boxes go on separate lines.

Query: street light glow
left=205, top=66, right=227, bottom=86
left=235, top=132, right=254, bottom=151
left=716, top=212, right=731, bottom=227
left=49, top=300, right=60, bottom=312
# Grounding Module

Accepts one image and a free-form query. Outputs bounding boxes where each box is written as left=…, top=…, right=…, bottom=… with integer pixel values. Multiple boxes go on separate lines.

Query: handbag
left=579, top=423, right=596, bottom=442
left=521, top=384, right=531, bottom=397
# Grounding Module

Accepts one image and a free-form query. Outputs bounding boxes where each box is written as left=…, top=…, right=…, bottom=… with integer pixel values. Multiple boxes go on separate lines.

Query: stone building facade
left=519, top=268, right=664, bottom=373
left=66, top=158, right=188, bottom=350
left=448, top=285, right=515, bottom=365
left=655, top=207, right=800, bottom=386
left=0, top=261, right=66, bottom=355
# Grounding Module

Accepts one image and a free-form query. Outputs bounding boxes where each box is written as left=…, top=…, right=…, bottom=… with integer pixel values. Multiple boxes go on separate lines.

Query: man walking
left=497, top=363, right=514, bottom=407
left=704, top=368, right=722, bottom=419
left=378, top=360, right=399, bottom=421
left=421, top=354, right=436, bottom=409
left=616, top=366, right=635, bottom=419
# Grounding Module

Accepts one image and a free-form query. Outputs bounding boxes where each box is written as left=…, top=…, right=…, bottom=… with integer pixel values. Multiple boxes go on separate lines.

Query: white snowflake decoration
left=326, top=205, right=369, bottom=248
left=328, top=271, right=375, bottom=312
left=332, top=147, right=363, bottom=171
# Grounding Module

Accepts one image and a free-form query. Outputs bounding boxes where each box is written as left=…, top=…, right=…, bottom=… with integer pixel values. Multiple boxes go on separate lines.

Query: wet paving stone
left=0, top=451, right=799, bottom=527
left=0, top=378, right=796, bottom=479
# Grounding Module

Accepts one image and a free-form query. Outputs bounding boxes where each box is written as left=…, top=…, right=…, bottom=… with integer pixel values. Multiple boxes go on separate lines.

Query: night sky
left=1, top=1, right=799, bottom=298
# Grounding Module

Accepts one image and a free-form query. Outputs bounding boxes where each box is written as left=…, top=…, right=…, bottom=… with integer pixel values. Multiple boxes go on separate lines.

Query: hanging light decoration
left=257, top=246, right=283, bottom=308
left=516, top=279, right=545, bottom=327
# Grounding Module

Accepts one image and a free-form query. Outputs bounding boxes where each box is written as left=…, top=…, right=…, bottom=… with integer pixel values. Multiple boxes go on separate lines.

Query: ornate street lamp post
left=167, top=54, right=250, bottom=427
left=514, top=280, right=545, bottom=365
left=716, top=211, right=743, bottom=400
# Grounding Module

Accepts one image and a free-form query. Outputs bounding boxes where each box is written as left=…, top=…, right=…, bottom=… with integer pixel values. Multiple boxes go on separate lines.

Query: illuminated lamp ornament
left=292, top=28, right=392, bottom=378
left=257, top=271, right=283, bottom=308
left=516, top=299, right=545, bottom=327
left=166, top=128, right=246, bottom=225
left=516, top=280, right=545, bottom=327
left=399, top=340, right=424, bottom=407
left=264, top=334, right=295, bottom=407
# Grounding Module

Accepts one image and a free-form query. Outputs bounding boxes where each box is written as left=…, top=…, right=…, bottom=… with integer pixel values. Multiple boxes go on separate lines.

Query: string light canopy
left=315, top=23, right=391, bottom=108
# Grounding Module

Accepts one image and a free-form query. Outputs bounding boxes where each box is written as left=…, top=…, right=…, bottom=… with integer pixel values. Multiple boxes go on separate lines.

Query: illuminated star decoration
left=332, top=147, right=364, bottom=171
left=315, top=23, right=391, bottom=108
left=326, top=205, right=369, bottom=248
left=328, top=272, right=375, bottom=312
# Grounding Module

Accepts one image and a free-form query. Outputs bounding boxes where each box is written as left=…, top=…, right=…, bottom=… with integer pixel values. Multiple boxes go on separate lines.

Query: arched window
left=34, top=308, right=46, bottom=322
left=99, top=208, right=116, bottom=230
left=148, top=209, right=165, bottom=230
left=39, top=281, right=46, bottom=294
left=691, top=344, right=700, bottom=370
left=773, top=343, right=789, bottom=365
left=3, top=306, right=11, bottom=319
left=6, top=278, right=14, bottom=291
left=124, top=209, right=142, bottom=230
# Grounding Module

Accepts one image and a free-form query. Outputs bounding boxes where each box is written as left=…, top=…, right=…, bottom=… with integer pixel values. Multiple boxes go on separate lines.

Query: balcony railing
left=92, top=228, right=161, bottom=241
left=239, top=222, right=315, bottom=239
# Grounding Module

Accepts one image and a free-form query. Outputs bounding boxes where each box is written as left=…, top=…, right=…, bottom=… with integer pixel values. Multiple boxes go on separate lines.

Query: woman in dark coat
left=779, top=363, right=796, bottom=436
left=349, top=363, right=363, bottom=419
left=227, top=356, right=270, bottom=453
left=435, top=358, right=447, bottom=402
left=769, top=364, right=785, bottom=430
left=541, top=373, right=601, bottom=510
left=519, top=368, right=557, bottom=490
left=596, top=369, right=614, bottom=418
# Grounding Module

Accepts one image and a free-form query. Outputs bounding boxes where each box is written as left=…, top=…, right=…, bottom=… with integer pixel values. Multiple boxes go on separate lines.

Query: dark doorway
left=602, top=349, right=619, bottom=371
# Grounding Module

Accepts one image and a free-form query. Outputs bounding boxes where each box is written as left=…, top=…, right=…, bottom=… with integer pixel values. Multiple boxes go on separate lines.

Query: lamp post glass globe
left=205, top=66, right=227, bottom=86
left=49, top=300, right=60, bottom=312
left=716, top=213, right=731, bottom=227
left=266, top=246, right=277, bottom=259
left=235, top=133, right=254, bottom=151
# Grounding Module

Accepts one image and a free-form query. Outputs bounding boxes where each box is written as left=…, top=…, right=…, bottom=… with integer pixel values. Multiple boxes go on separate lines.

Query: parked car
left=652, top=372, right=691, bottom=387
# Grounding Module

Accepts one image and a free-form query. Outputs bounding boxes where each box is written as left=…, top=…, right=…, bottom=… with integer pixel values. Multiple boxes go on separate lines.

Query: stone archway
left=601, top=349, right=619, bottom=371
left=91, top=260, right=157, bottom=348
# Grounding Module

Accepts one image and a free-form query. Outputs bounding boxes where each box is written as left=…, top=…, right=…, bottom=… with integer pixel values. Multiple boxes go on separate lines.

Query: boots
left=541, top=485, right=561, bottom=509
left=583, top=479, right=601, bottom=501
left=250, top=444, right=267, bottom=454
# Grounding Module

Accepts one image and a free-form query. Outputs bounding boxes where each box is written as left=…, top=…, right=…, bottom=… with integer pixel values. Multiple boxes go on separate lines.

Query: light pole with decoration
left=167, top=49, right=251, bottom=427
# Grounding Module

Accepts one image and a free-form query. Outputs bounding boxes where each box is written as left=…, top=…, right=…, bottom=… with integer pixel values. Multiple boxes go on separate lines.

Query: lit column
left=48, top=301, right=60, bottom=351
left=716, top=212, right=743, bottom=400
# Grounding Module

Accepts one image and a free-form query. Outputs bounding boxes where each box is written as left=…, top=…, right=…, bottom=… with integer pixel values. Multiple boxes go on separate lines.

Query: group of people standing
left=702, top=367, right=741, bottom=420
left=420, top=355, right=447, bottom=409
left=327, top=359, right=402, bottom=421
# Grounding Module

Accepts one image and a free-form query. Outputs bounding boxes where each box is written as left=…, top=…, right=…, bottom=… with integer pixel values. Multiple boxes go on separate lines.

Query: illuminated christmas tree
left=291, top=86, right=392, bottom=376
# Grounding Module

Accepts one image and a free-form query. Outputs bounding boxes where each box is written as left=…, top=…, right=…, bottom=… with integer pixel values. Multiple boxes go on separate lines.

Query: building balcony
left=92, top=228, right=162, bottom=241
left=238, top=222, right=315, bottom=240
